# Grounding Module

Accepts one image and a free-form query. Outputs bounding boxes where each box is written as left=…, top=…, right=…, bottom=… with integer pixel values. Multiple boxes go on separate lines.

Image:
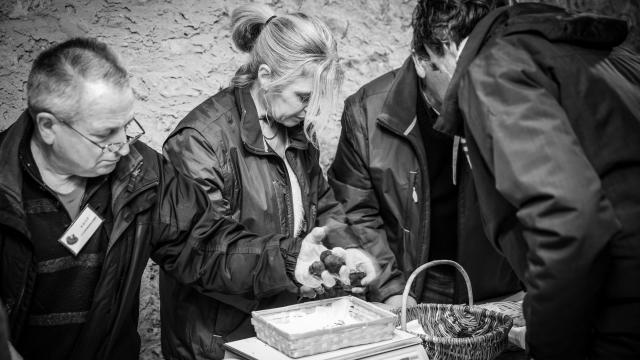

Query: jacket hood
left=434, top=2, right=629, bottom=136
left=0, top=112, right=31, bottom=237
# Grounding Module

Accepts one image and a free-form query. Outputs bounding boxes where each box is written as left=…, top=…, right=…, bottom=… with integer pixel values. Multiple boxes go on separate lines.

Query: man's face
left=48, top=81, right=136, bottom=177
left=413, top=42, right=460, bottom=112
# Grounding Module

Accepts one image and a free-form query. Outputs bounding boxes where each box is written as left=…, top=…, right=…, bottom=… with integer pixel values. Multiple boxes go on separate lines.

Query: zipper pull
left=461, top=138, right=473, bottom=170
left=412, top=186, right=418, bottom=203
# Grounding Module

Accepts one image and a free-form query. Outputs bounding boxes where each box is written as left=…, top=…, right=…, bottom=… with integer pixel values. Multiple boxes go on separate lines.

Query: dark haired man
left=0, top=37, right=368, bottom=360
left=328, top=1, right=521, bottom=310
left=408, top=0, right=640, bottom=359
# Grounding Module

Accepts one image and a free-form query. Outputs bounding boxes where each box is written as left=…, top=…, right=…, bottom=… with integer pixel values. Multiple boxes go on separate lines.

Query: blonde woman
left=160, top=4, right=376, bottom=359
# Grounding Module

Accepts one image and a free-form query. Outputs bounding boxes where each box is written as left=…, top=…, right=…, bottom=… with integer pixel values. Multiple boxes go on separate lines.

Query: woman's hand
left=294, top=227, right=333, bottom=294
left=294, top=226, right=379, bottom=296
left=341, top=248, right=379, bottom=293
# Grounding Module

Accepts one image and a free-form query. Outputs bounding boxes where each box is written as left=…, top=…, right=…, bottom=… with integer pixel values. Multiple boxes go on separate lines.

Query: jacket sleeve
left=313, top=156, right=362, bottom=250
left=150, top=154, right=298, bottom=300
left=163, top=128, right=233, bottom=216
left=327, top=98, right=406, bottom=303
left=459, top=39, right=622, bottom=359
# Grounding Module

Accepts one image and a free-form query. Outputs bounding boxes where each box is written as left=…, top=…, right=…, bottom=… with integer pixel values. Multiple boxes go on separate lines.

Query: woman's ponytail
left=231, top=4, right=276, bottom=53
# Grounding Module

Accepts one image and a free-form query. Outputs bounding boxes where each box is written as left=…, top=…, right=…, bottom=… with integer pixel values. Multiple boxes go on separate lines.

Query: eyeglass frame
left=51, top=114, right=145, bottom=153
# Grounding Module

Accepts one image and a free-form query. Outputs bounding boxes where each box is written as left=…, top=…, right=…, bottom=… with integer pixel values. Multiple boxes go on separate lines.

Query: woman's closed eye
left=296, top=92, right=311, bottom=104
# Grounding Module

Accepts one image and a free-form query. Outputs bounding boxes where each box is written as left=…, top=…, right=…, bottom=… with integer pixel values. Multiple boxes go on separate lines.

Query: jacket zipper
left=281, top=151, right=295, bottom=238
left=12, top=262, right=29, bottom=320
left=378, top=119, right=431, bottom=277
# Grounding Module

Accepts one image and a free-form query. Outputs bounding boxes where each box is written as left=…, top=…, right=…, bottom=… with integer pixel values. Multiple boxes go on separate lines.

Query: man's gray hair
left=27, top=37, right=129, bottom=123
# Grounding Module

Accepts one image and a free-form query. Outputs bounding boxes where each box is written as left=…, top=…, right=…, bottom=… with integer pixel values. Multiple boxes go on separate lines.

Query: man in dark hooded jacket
left=415, top=0, right=640, bottom=359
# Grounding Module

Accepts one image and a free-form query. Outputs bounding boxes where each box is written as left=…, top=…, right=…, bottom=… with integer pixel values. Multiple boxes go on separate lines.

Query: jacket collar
left=110, top=141, right=158, bottom=212
left=433, top=6, right=511, bottom=137
left=235, top=86, right=308, bottom=154
left=0, top=112, right=30, bottom=236
left=377, top=57, right=421, bottom=135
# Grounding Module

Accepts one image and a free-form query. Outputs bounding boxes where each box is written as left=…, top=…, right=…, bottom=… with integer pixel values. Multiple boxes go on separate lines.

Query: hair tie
left=265, top=15, right=277, bottom=26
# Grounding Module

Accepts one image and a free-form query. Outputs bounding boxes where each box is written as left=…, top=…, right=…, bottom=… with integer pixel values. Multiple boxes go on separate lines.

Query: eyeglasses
left=56, top=115, right=145, bottom=153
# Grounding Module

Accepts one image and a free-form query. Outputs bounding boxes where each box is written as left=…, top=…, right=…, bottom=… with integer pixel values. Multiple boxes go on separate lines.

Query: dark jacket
left=161, top=86, right=359, bottom=360
left=435, top=3, right=640, bottom=359
left=327, top=57, right=521, bottom=303
left=0, top=113, right=300, bottom=360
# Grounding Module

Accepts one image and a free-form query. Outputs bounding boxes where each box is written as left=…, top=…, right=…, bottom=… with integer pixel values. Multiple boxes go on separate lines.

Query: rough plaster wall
left=0, top=0, right=637, bottom=358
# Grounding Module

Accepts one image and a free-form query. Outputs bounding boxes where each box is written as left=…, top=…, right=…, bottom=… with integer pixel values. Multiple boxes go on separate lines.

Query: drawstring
left=462, top=138, right=472, bottom=170
left=452, top=136, right=460, bottom=185
left=452, top=136, right=473, bottom=185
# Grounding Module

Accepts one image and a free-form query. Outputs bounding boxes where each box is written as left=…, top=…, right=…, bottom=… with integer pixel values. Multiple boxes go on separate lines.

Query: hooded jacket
left=160, top=86, right=359, bottom=360
left=0, top=113, right=300, bottom=360
left=328, top=57, right=521, bottom=304
left=434, top=3, right=640, bottom=359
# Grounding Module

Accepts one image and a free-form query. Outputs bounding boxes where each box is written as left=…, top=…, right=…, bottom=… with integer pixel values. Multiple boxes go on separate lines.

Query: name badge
left=58, top=205, right=104, bottom=256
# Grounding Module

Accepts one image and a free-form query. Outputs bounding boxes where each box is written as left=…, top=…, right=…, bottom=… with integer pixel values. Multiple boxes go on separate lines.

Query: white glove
left=294, top=227, right=334, bottom=295
left=340, top=247, right=379, bottom=294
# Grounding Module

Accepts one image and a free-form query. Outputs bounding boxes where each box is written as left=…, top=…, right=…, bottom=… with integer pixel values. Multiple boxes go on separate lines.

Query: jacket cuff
left=280, top=236, right=302, bottom=284
left=252, top=236, right=298, bottom=298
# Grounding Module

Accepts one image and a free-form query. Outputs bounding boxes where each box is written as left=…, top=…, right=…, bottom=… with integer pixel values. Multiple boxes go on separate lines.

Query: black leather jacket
left=161, top=86, right=359, bottom=359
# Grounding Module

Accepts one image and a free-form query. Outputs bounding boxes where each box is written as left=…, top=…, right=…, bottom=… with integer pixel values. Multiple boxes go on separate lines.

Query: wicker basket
left=251, top=296, right=396, bottom=358
left=394, top=260, right=513, bottom=360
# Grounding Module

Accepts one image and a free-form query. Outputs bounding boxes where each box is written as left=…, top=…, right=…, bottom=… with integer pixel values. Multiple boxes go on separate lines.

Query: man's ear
left=34, top=112, right=58, bottom=145
left=257, top=64, right=273, bottom=89
left=411, top=54, right=427, bottom=79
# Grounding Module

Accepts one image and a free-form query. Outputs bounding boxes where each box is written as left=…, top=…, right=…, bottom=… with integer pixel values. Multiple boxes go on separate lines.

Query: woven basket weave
left=394, top=260, right=513, bottom=360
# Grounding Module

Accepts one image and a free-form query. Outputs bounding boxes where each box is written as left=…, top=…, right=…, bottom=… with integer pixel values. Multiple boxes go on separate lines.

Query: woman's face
left=264, top=74, right=313, bottom=127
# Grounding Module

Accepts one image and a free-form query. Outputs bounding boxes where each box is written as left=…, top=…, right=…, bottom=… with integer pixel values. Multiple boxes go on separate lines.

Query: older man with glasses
left=0, top=37, right=367, bottom=360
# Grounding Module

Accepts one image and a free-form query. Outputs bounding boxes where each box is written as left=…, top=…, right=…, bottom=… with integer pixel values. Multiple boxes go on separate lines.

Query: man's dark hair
left=412, top=0, right=504, bottom=58
left=27, top=37, right=129, bottom=122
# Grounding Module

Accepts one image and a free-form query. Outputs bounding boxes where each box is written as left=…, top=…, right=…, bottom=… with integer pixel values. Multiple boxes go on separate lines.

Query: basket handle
left=400, top=260, right=474, bottom=331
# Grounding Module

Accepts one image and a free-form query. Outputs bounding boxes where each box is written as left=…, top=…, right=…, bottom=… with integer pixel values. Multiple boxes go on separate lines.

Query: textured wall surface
left=0, top=0, right=637, bottom=358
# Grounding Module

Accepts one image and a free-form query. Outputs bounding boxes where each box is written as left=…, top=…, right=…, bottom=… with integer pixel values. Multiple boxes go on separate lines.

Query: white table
left=223, top=329, right=429, bottom=360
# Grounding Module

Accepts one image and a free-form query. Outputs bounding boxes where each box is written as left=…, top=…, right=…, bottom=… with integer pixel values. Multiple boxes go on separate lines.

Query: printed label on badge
left=58, top=205, right=104, bottom=256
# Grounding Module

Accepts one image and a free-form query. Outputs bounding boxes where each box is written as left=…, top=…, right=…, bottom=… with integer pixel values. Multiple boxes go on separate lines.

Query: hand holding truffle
left=294, top=226, right=378, bottom=295
left=294, top=227, right=337, bottom=295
